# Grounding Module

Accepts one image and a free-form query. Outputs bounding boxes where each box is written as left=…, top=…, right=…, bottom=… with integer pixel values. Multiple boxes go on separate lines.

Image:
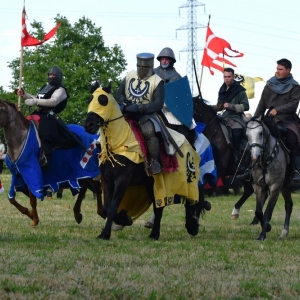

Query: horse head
left=193, top=96, right=217, bottom=124
left=246, top=115, right=270, bottom=166
left=84, top=82, right=121, bottom=134
left=0, top=99, right=28, bottom=128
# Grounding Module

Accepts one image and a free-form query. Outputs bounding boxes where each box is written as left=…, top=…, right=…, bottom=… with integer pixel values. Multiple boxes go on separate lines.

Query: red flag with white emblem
left=201, top=25, right=243, bottom=75
left=21, top=6, right=61, bottom=47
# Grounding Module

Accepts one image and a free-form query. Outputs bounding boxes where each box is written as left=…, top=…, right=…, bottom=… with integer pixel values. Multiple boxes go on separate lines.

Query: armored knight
left=154, top=47, right=196, bottom=147
left=116, top=53, right=165, bottom=175
left=15, top=66, right=79, bottom=168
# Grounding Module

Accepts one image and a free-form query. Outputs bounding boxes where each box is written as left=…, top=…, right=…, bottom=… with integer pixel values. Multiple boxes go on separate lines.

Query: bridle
left=99, top=115, right=124, bottom=127
left=247, top=118, right=280, bottom=169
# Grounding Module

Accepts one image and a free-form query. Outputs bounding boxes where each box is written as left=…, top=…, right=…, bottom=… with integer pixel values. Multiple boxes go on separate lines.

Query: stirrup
left=149, top=159, right=161, bottom=175
left=291, top=171, right=300, bottom=182
left=39, top=155, right=48, bottom=167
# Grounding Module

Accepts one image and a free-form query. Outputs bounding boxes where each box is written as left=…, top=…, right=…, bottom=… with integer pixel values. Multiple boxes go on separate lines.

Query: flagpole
left=199, top=14, right=211, bottom=89
left=18, top=46, right=24, bottom=110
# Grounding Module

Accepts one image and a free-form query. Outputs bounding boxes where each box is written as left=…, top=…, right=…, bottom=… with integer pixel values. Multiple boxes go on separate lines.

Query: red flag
left=21, top=7, right=61, bottom=47
left=201, top=26, right=244, bottom=75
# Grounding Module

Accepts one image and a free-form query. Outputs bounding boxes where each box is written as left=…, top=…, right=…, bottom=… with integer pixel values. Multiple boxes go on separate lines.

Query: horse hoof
left=57, top=192, right=63, bottom=199
left=204, top=200, right=211, bottom=211
left=144, top=221, right=154, bottom=229
left=46, top=191, right=52, bottom=200
left=97, top=233, right=110, bottom=240
left=279, top=229, right=288, bottom=239
left=31, top=221, right=39, bottom=227
left=75, top=214, right=83, bottom=224
left=148, top=234, right=159, bottom=240
left=249, top=216, right=259, bottom=225
left=231, top=207, right=240, bottom=220
left=266, top=223, right=272, bottom=232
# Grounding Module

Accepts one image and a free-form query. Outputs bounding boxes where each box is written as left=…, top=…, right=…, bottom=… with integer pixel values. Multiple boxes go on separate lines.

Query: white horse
left=246, top=115, right=294, bottom=240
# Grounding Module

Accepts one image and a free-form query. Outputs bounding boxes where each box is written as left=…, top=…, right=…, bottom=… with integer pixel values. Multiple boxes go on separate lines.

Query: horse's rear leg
left=73, top=185, right=87, bottom=224
left=279, top=188, right=293, bottom=239
left=93, top=180, right=105, bottom=219
left=185, top=201, right=199, bottom=236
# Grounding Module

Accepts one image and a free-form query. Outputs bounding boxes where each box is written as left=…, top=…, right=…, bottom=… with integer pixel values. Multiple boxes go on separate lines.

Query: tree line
left=0, top=14, right=127, bottom=125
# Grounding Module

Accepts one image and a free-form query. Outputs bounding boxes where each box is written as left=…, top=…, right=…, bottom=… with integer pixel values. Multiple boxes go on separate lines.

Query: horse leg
left=257, top=187, right=279, bottom=241
left=150, top=206, right=164, bottom=240
left=73, top=183, right=87, bottom=224
left=93, top=180, right=105, bottom=219
left=231, top=180, right=254, bottom=220
left=98, top=169, right=134, bottom=240
left=254, top=186, right=268, bottom=240
left=57, top=187, right=63, bottom=199
left=9, top=192, right=39, bottom=226
left=185, top=201, right=200, bottom=236
left=279, top=187, right=293, bottom=239
left=28, top=191, right=39, bottom=227
left=198, top=186, right=211, bottom=212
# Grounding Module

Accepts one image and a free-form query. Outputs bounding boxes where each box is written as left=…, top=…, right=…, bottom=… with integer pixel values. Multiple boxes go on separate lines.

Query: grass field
left=1, top=173, right=300, bottom=299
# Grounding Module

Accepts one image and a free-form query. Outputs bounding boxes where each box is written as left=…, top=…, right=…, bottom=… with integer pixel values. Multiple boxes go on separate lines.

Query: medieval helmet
left=136, top=53, right=154, bottom=80
left=157, top=47, right=176, bottom=63
left=48, top=66, right=63, bottom=86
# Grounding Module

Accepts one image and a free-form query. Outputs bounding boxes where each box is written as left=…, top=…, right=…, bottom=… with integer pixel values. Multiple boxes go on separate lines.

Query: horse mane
left=2, top=99, right=30, bottom=128
left=193, top=96, right=217, bottom=117
left=262, top=116, right=280, bottom=139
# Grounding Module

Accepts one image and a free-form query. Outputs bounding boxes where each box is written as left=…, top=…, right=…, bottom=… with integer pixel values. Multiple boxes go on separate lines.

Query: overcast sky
left=0, top=0, right=299, bottom=114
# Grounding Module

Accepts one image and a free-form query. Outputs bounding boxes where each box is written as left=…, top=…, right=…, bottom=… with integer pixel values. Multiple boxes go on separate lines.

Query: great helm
left=48, top=66, right=63, bottom=86
left=136, top=52, right=154, bottom=80
left=157, top=47, right=176, bottom=63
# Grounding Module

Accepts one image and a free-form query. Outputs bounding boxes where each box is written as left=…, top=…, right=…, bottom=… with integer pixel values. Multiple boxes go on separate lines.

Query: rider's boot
left=147, top=136, right=161, bottom=175
left=291, top=156, right=300, bottom=182
left=234, top=151, right=245, bottom=174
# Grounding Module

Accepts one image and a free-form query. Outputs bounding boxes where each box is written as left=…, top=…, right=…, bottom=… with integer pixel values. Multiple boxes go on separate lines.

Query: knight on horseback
left=214, top=67, right=250, bottom=173
left=254, top=58, right=300, bottom=183
left=15, top=66, right=81, bottom=169
left=116, top=53, right=165, bottom=175
left=154, top=47, right=196, bottom=147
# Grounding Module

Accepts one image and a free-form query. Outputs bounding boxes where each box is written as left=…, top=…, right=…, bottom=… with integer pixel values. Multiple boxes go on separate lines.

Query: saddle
left=219, top=121, right=248, bottom=152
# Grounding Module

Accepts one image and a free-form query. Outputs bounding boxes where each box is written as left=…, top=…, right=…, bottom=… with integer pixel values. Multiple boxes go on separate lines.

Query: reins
left=99, top=114, right=124, bottom=127
left=247, top=119, right=279, bottom=170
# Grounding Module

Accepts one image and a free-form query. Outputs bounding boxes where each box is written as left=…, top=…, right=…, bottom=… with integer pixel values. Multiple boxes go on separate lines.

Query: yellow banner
left=235, top=74, right=264, bottom=99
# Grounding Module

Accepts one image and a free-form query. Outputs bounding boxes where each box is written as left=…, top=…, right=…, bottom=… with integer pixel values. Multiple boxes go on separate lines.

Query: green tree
left=8, top=15, right=127, bottom=124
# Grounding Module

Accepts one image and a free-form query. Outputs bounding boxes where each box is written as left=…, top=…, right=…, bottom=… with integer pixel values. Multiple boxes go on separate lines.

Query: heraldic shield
left=164, top=76, right=193, bottom=128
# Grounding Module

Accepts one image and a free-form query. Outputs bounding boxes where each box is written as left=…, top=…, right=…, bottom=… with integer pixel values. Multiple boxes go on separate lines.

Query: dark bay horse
left=0, top=99, right=104, bottom=226
left=246, top=116, right=294, bottom=240
left=84, top=84, right=202, bottom=240
left=193, top=96, right=254, bottom=219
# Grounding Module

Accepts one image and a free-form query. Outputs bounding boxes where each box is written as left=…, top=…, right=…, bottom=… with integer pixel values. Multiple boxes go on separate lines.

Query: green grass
left=1, top=173, right=300, bottom=299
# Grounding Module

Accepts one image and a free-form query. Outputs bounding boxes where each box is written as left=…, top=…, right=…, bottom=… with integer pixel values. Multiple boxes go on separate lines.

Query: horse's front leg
left=150, top=205, right=164, bottom=240
left=254, top=185, right=268, bottom=241
left=257, top=187, right=280, bottom=241
left=28, top=191, right=39, bottom=227
left=279, top=187, right=293, bottom=239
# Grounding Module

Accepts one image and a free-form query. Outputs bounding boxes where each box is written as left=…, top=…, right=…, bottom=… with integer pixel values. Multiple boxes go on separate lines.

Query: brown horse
left=193, top=96, right=255, bottom=220
left=0, top=99, right=104, bottom=227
